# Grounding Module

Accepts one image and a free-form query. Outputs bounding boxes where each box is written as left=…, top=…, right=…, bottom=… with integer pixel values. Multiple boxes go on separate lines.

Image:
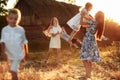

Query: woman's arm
left=84, top=15, right=93, bottom=20
left=80, top=10, right=93, bottom=27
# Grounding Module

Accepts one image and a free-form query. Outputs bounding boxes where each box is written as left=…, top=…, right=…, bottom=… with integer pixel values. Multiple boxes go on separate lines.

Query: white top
left=81, top=8, right=89, bottom=17
left=60, top=29, right=70, bottom=41
left=81, top=8, right=90, bottom=22
left=50, top=25, right=62, bottom=34
left=67, top=13, right=81, bottom=31
left=0, top=25, right=28, bottom=60
left=49, top=25, right=62, bottom=48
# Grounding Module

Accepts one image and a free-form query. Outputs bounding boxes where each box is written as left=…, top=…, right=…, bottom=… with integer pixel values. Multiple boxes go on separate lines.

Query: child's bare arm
left=51, top=32, right=59, bottom=37
left=69, top=31, right=78, bottom=41
left=80, top=11, right=93, bottom=27
left=24, top=44, right=29, bottom=54
left=46, top=26, right=52, bottom=33
left=23, top=44, right=29, bottom=61
left=1, top=42, right=7, bottom=60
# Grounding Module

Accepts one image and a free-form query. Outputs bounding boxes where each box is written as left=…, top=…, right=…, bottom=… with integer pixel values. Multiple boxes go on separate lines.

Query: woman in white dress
left=45, top=17, right=62, bottom=64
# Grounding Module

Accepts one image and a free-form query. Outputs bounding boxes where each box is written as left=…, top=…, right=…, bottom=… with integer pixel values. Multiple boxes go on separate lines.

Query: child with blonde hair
left=0, top=8, right=28, bottom=80
left=45, top=17, right=62, bottom=64
left=67, top=2, right=93, bottom=41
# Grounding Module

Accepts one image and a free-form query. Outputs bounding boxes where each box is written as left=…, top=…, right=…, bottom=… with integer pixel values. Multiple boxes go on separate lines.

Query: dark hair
left=85, top=2, right=92, bottom=10
left=8, top=8, right=21, bottom=20
left=95, top=11, right=105, bottom=40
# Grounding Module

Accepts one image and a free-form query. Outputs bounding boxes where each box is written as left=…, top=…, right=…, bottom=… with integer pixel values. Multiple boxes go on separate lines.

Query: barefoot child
left=45, top=17, right=62, bottom=64
left=71, top=38, right=82, bottom=48
left=0, top=8, right=28, bottom=80
left=67, top=2, right=93, bottom=41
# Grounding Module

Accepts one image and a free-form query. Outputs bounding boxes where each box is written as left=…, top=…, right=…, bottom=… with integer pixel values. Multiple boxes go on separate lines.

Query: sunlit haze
left=6, top=0, right=120, bottom=23
left=75, top=0, right=120, bottom=23
left=57, top=0, right=120, bottom=23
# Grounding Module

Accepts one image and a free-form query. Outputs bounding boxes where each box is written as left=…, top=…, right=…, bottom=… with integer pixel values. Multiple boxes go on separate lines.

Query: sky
left=6, top=0, right=16, bottom=9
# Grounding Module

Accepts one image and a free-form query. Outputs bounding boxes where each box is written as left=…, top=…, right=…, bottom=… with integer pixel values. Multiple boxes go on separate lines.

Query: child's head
left=6, top=8, right=21, bottom=27
left=85, top=2, right=93, bottom=11
left=50, top=17, right=59, bottom=26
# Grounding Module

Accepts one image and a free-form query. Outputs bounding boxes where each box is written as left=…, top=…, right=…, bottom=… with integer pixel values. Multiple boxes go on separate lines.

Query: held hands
left=52, top=31, right=59, bottom=37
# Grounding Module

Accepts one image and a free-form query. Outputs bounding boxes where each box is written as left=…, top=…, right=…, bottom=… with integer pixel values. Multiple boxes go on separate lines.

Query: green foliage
left=0, top=0, right=8, bottom=16
left=68, top=0, right=76, bottom=4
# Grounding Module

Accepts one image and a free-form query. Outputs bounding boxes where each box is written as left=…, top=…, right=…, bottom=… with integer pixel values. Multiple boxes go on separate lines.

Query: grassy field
left=0, top=39, right=120, bottom=80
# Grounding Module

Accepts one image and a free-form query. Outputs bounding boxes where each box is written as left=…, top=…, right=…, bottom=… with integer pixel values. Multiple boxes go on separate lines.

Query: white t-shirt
left=81, top=8, right=90, bottom=22
left=67, top=13, right=81, bottom=31
left=0, top=25, right=28, bottom=60
left=60, top=29, right=70, bottom=41
left=50, top=25, right=62, bottom=34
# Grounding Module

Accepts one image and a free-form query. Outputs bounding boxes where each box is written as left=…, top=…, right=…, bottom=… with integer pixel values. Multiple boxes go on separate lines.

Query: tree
left=0, top=0, right=8, bottom=16
left=68, top=0, right=76, bottom=4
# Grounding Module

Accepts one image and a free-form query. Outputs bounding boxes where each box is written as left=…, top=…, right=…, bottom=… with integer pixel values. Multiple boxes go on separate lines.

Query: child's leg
left=45, top=48, right=53, bottom=63
left=56, top=48, right=61, bottom=63
left=76, top=39, right=82, bottom=44
left=73, top=43, right=79, bottom=48
left=69, top=30, right=78, bottom=41
left=10, top=71, right=18, bottom=80
left=68, top=41, right=73, bottom=47
left=9, top=60, right=21, bottom=80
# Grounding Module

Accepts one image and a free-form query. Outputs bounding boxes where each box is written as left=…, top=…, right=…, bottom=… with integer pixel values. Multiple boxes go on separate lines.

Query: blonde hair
left=8, top=8, right=21, bottom=21
left=50, top=17, right=59, bottom=26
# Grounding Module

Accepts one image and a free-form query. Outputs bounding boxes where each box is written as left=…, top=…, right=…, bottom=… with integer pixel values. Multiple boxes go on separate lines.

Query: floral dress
left=80, top=20, right=101, bottom=62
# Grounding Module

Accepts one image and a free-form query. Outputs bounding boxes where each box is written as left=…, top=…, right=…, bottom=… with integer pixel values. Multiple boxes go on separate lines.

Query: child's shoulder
left=81, top=8, right=88, bottom=13
left=2, top=25, right=9, bottom=31
left=16, top=25, right=25, bottom=31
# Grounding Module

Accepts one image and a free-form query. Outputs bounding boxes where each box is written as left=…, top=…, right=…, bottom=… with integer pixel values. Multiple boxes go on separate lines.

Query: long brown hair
left=95, top=11, right=105, bottom=40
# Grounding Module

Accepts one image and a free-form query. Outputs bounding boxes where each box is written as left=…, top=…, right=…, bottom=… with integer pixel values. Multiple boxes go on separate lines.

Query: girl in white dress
left=45, top=17, right=62, bottom=64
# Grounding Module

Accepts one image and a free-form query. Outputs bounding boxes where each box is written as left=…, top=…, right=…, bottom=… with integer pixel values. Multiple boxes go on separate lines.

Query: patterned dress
left=80, top=20, right=101, bottom=62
